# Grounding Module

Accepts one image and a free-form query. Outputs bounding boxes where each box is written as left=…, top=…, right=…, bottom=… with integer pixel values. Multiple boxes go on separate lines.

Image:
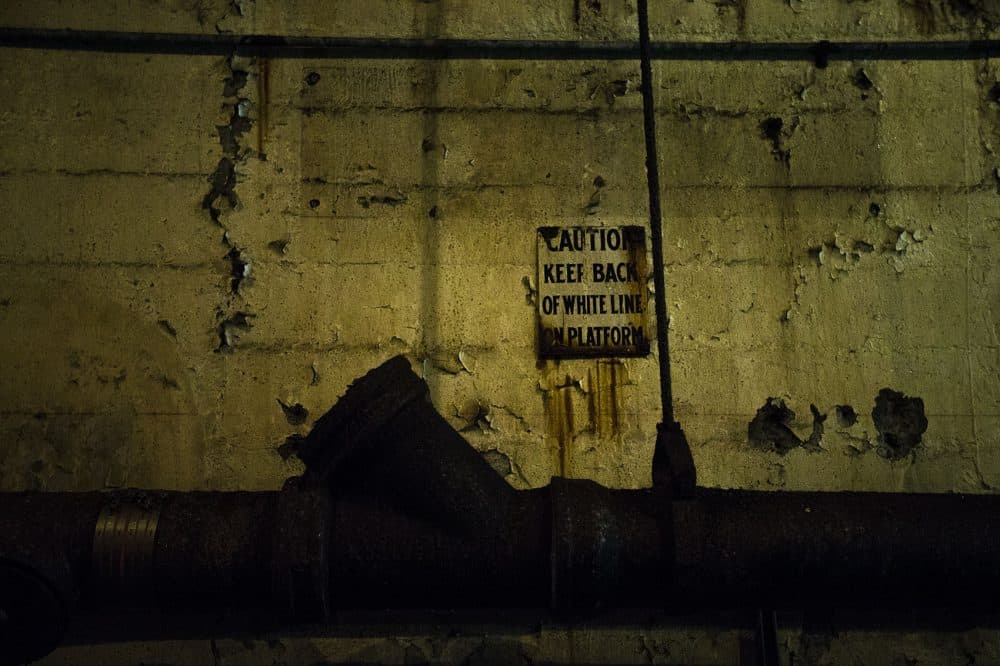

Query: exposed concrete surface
left=1, top=0, right=999, bottom=662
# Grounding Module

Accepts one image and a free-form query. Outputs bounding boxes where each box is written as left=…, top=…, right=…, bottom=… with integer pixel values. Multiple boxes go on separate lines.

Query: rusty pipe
left=2, top=356, right=999, bottom=663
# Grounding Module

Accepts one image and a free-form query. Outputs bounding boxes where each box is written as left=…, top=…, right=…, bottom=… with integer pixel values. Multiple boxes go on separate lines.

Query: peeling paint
left=782, top=265, right=809, bottom=322
left=456, top=398, right=494, bottom=432
left=215, top=310, right=254, bottom=352
left=905, top=0, right=1000, bottom=33
left=202, top=157, right=238, bottom=224
left=224, top=242, right=252, bottom=293
left=522, top=275, right=537, bottom=306
left=207, top=55, right=258, bottom=351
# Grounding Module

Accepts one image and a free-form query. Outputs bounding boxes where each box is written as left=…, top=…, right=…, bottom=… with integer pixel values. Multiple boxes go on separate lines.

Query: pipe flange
left=91, top=491, right=163, bottom=605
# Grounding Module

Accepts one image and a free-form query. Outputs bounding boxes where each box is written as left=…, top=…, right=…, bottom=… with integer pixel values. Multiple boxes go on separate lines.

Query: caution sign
left=537, top=225, right=650, bottom=358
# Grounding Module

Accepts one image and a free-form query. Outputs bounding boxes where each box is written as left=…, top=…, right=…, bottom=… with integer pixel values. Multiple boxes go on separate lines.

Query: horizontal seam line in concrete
left=0, top=169, right=209, bottom=178
left=297, top=106, right=862, bottom=117
left=0, top=410, right=195, bottom=416
left=247, top=258, right=776, bottom=266
left=0, top=259, right=980, bottom=272
left=0, top=29, right=996, bottom=61
left=294, top=183, right=997, bottom=193
left=0, top=260, right=214, bottom=269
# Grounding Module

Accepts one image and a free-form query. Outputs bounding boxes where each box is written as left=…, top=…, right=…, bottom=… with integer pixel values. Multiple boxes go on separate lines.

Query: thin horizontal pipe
left=0, top=28, right=995, bottom=61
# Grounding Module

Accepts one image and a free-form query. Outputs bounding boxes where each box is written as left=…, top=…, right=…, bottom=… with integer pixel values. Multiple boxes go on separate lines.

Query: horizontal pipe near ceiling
left=0, top=28, right=995, bottom=60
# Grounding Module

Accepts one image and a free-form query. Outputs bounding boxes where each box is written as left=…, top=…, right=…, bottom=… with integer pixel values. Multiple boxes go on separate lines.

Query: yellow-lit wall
left=1, top=1, right=999, bottom=663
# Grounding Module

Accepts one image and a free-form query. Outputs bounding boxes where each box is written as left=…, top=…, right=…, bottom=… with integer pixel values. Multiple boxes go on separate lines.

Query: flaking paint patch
left=216, top=310, right=253, bottom=352
left=905, top=0, right=1000, bottom=33
left=208, top=55, right=258, bottom=352
left=455, top=398, right=494, bottom=432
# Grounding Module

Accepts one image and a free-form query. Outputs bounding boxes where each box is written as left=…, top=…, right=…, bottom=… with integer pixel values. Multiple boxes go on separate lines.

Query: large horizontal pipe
left=2, top=355, right=998, bottom=663
left=3, top=485, right=999, bottom=662
left=0, top=28, right=995, bottom=61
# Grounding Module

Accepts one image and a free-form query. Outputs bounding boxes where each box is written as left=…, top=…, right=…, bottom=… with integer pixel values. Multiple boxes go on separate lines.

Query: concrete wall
left=1, top=0, right=998, bottom=663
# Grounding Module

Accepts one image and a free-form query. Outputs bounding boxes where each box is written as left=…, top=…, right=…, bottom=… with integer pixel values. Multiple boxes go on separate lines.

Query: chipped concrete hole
left=759, top=116, right=792, bottom=169
left=749, top=390, right=927, bottom=461
left=748, top=398, right=825, bottom=455
left=872, top=388, right=928, bottom=460
left=456, top=399, right=494, bottom=433
left=225, top=243, right=252, bottom=293
left=835, top=404, right=858, bottom=428
left=202, top=157, right=238, bottom=223
left=278, top=399, right=309, bottom=426
left=268, top=237, right=291, bottom=255
left=157, top=319, right=177, bottom=338
left=852, top=67, right=877, bottom=101
left=205, top=56, right=262, bottom=353
left=216, top=311, right=254, bottom=352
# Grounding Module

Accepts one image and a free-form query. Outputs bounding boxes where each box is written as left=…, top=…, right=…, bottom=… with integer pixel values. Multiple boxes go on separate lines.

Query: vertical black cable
left=636, top=0, right=674, bottom=425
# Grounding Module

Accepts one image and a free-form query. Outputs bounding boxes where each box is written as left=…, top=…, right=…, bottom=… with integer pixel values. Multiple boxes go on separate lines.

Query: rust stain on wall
left=543, top=373, right=579, bottom=478
left=587, top=359, right=626, bottom=440
left=543, top=359, right=628, bottom=478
